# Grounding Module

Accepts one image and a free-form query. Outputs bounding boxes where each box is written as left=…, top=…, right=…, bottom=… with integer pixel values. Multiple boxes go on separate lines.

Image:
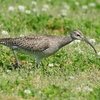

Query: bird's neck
left=59, top=35, right=73, bottom=48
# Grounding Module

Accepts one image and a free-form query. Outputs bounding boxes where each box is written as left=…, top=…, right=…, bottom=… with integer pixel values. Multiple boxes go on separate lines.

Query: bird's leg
left=36, top=58, right=39, bottom=68
left=12, top=46, right=20, bottom=69
left=36, top=61, right=44, bottom=70
left=36, top=58, right=42, bottom=68
left=36, top=63, right=39, bottom=68
left=36, top=58, right=45, bottom=75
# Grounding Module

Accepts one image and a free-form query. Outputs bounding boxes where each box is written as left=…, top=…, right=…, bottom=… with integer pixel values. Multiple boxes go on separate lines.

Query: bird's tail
left=0, top=38, right=15, bottom=47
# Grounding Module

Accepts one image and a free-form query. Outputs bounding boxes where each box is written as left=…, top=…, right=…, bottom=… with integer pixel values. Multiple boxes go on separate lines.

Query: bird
left=0, top=29, right=97, bottom=69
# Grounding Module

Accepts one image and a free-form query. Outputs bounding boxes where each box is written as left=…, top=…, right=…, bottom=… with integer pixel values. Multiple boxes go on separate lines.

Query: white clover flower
left=82, top=5, right=88, bottom=10
left=42, top=8, right=47, bottom=12
left=43, top=4, right=49, bottom=9
left=31, top=1, right=37, bottom=5
left=76, top=87, right=81, bottom=92
left=42, top=4, right=49, bottom=12
left=61, top=9, right=67, bottom=13
left=70, top=40, right=80, bottom=45
left=97, top=52, right=100, bottom=56
left=25, top=10, right=31, bottom=14
left=69, top=76, right=75, bottom=79
left=75, top=2, right=79, bottom=6
left=48, top=63, right=54, bottom=67
left=20, top=34, right=24, bottom=37
left=89, top=39, right=96, bottom=43
left=69, top=41, right=74, bottom=45
left=1, top=30, right=8, bottom=35
left=83, top=86, right=93, bottom=92
left=18, top=5, right=25, bottom=12
left=62, top=12, right=67, bottom=16
left=89, top=2, right=96, bottom=7
left=24, top=89, right=31, bottom=94
left=61, top=9, right=67, bottom=16
left=8, top=6, right=14, bottom=11
left=57, top=14, right=61, bottom=17
left=75, top=47, right=83, bottom=54
left=33, top=8, right=38, bottom=12
left=63, top=4, right=70, bottom=9
left=79, top=49, right=84, bottom=54
left=6, top=70, right=11, bottom=73
left=74, top=40, right=81, bottom=43
left=38, top=91, right=42, bottom=95
left=48, top=0, right=51, bottom=2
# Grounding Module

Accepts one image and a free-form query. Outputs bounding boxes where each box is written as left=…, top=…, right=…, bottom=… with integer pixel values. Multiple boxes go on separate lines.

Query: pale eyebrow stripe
left=74, top=30, right=82, bottom=35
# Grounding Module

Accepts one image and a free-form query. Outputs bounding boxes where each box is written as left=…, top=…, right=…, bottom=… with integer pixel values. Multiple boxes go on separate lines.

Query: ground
left=0, top=0, right=100, bottom=100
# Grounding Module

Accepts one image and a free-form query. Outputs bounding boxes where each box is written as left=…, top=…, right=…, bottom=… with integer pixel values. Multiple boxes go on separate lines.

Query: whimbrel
left=0, top=30, right=97, bottom=68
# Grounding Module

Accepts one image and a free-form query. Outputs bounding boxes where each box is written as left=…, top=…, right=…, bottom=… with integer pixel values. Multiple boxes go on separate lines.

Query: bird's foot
left=13, top=63, right=20, bottom=69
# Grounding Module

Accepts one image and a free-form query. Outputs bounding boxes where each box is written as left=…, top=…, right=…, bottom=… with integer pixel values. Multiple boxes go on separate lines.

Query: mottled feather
left=0, top=35, right=50, bottom=52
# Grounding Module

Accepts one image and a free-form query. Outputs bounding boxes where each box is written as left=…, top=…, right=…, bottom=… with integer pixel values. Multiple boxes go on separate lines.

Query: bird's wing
left=14, top=35, right=50, bottom=52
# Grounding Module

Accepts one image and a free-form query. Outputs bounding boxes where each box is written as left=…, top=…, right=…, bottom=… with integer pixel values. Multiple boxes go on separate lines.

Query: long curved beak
left=82, top=38, right=97, bottom=53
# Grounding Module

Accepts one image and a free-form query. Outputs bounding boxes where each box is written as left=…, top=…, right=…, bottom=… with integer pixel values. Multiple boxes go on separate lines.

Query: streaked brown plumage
left=0, top=30, right=97, bottom=68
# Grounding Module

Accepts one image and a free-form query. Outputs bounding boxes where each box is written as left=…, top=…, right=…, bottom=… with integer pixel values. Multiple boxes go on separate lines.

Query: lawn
left=0, top=0, right=100, bottom=100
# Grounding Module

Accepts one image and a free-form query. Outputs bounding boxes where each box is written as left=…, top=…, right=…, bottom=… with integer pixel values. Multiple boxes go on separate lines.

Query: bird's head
left=70, top=29, right=97, bottom=53
left=70, top=30, right=84, bottom=40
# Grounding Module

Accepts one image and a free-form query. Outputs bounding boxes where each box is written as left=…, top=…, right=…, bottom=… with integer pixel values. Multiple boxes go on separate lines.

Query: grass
left=0, top=0, right=100, bottom=100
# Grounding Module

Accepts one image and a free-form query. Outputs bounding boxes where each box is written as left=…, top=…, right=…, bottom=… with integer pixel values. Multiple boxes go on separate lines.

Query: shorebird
left=0, top=30, right=97, bottom=68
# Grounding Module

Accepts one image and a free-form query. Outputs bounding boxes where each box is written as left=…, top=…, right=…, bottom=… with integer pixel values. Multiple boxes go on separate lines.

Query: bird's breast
left=43, top=42, right=60, bottom=56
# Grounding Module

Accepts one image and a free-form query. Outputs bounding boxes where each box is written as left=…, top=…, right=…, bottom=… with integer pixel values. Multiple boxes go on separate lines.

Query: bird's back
left=0, top=34, right=61, bottom=58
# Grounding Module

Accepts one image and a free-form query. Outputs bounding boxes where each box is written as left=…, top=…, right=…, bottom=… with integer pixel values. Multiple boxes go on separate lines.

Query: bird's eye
left=76, top=34, right=80, bottom=36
